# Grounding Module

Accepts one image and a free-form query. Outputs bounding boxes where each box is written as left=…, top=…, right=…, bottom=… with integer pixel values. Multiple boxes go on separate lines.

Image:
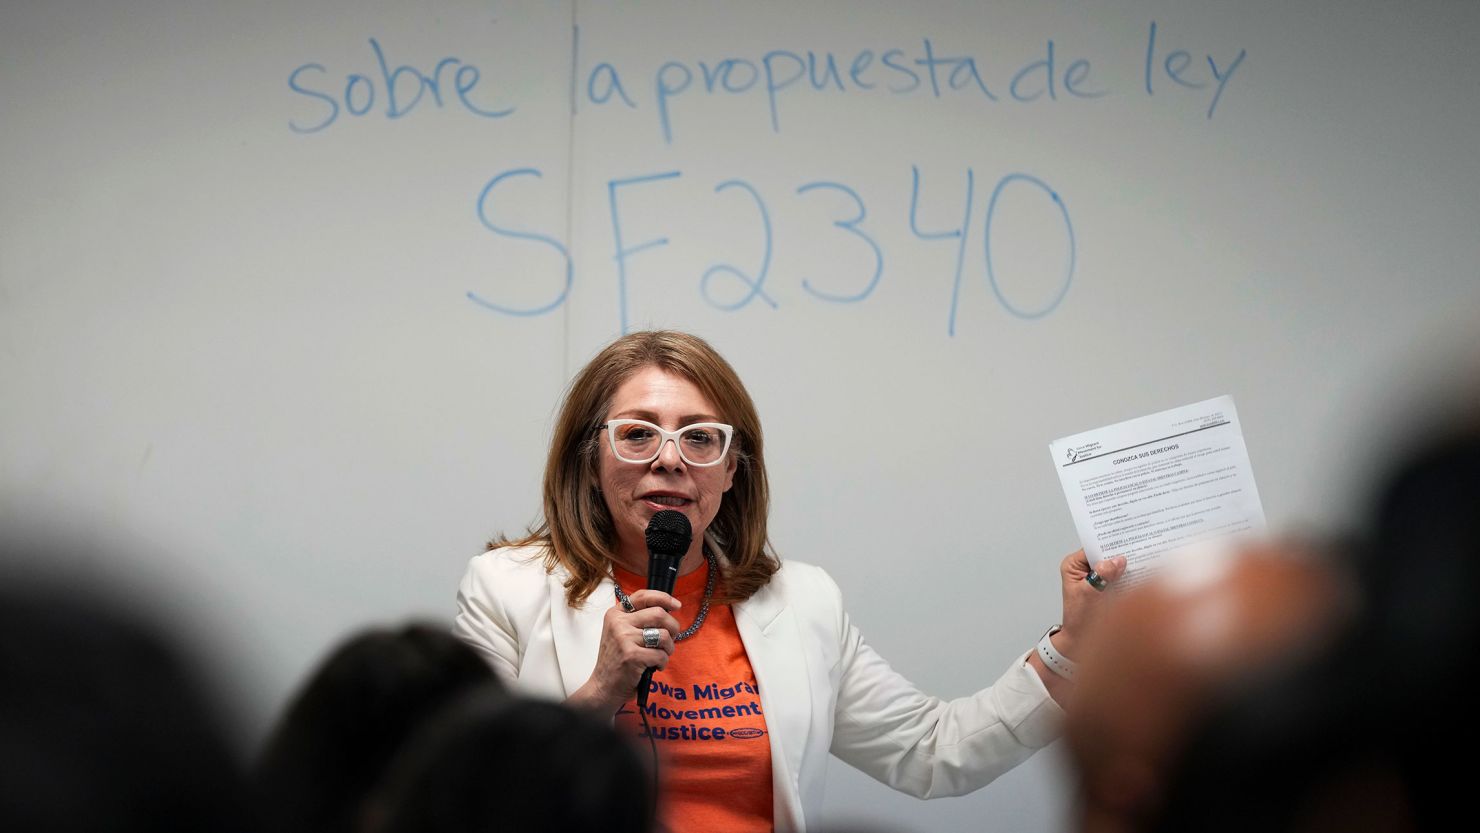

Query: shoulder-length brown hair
left=493, top=330, right=779, bottom=607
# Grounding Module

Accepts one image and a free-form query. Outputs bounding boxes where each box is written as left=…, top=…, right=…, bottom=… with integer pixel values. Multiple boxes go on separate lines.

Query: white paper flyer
left=1049, top=395, right=1267, bottom=585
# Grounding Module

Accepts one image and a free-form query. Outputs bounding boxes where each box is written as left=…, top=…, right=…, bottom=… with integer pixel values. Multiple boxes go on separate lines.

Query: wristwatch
left=1036, top=625, right=1077, bottom=680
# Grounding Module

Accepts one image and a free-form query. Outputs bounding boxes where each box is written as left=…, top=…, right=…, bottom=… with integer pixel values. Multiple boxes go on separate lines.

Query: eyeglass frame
left=598, top=419, right=735, bottom=467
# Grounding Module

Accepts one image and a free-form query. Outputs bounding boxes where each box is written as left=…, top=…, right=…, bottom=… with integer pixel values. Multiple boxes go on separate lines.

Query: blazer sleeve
left=817, top=568, right=1064, bottom=798
left=451, top=549, right=529, bottom=681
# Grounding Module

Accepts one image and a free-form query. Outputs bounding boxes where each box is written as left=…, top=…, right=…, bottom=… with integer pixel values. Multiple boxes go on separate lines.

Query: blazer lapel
left=546, top=568, right=610, bottom=698
left=735, top=582, right=812, bottom=830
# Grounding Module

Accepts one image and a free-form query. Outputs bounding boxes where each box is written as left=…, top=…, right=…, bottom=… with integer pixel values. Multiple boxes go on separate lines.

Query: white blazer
left=452, top=546, right=1062, bottom=832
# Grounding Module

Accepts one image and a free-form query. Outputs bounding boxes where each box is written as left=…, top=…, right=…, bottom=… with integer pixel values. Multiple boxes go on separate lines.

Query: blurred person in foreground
left=453, top=330, right=1127, bottom=832
left=1144, top=417, right=1480, bottom=832
left=253, top=623, right=499, bottom=833
left=0, top=551, right=253, bottom=833
left=365, top=685, right=650, bottom=833
left=1065, top=540, right=1352, bottom=833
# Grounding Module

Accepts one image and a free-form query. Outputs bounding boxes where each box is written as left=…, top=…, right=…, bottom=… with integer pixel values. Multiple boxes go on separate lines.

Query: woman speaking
left=453, top=330, right=1124, bottom=832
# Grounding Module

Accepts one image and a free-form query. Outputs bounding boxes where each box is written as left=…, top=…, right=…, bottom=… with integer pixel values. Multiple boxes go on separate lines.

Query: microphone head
left=645, top=510, right=692, bottom=558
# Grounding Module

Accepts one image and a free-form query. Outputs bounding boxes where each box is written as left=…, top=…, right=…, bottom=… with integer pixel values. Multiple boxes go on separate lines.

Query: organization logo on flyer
left=1066, top=441, right=1101, bottom=463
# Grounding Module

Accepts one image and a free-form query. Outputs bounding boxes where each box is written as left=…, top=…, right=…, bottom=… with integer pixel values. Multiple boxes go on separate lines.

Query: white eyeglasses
left=600, top=419, right=734, bottom=467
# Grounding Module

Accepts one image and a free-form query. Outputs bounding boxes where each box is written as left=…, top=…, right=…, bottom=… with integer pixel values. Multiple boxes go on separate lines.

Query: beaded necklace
left=612, top=549, right=718, bottom=642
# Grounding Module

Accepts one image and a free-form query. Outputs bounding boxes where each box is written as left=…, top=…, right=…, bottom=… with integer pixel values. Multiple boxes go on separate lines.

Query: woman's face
left=597, top=365, right=737, bottom=568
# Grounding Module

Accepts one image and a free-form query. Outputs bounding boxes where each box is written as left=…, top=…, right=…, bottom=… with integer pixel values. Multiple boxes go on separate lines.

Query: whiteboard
left=4, top=2, right=1479, bottom=830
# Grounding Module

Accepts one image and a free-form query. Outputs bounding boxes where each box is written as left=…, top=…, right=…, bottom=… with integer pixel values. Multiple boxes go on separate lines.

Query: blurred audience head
left=1351, top=415, right=1480, bottom=686
left=366, top=689, right=652, bottom=833
left=1146, top=418, right=1480, bottom=833
left=0, top=550, right=253, bottom=833
left=1065, top=540, right=1350, bottom=833
left=253, top=623, right=498, bottom=833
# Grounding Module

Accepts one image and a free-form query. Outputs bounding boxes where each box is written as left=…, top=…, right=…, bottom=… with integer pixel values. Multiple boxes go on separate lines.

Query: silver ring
left=642, top=627, right=662, bottom=649
left=1085, top=570, right=1109, bottom=592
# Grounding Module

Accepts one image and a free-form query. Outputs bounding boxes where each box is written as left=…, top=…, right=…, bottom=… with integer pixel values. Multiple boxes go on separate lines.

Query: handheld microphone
left=637, top=510, right=691, bottom=708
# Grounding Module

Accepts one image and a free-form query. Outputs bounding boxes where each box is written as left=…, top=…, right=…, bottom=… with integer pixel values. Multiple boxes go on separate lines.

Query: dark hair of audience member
left=0, top=571, right=253, bottom=833
left=1149, top=425, right=1480, bottom=832
left=253, top=623, right=498, bottom=833
left=366, top=687, right=653, bottom=833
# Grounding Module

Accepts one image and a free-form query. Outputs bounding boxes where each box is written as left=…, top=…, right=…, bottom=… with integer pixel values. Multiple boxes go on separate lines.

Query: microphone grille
left=644, top=510, right=692, bottom=557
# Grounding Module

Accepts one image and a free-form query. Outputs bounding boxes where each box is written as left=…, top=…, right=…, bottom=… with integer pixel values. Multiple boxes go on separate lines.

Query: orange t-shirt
left=613, top=561, right=774, bottom=833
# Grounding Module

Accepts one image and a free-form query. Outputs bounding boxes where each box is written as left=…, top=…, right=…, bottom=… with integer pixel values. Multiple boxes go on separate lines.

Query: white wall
left=4, top=2, right=1479, bottom=830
